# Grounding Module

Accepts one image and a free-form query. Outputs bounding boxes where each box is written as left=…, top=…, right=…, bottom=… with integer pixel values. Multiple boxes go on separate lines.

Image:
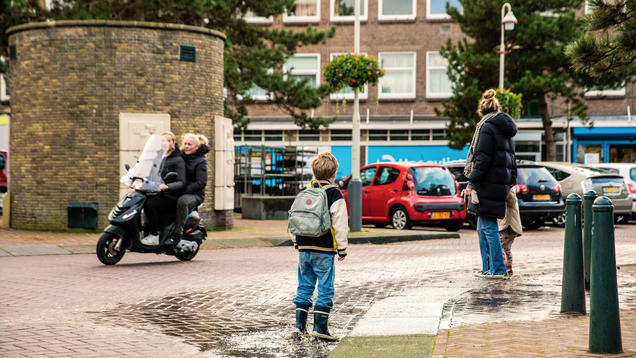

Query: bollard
left=583, top=190, right=596, bottom=291
left=561, top=193, right=586, bottom=314
left=589, top=196, right=622, bottom=354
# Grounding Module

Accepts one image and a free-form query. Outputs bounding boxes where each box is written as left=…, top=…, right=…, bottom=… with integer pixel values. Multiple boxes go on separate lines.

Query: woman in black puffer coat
left=464, top=89, right=517, bottom=277
left=164, top=133, right=210, bottom=246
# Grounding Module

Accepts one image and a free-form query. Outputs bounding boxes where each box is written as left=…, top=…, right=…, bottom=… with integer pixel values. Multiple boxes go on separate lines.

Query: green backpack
left=288, top=180, right=335, bottom=237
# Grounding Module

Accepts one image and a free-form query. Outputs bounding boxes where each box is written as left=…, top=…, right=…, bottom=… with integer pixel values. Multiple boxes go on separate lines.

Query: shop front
left=573, top=127, right=636, bottom=164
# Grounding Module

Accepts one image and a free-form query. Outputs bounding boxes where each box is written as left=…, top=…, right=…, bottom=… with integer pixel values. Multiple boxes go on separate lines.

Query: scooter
left=96, top=134, right=207, bottom=265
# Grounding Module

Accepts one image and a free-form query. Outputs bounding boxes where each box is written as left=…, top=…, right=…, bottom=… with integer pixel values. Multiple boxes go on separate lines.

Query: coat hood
left=487, top=112, right=518, bottom=138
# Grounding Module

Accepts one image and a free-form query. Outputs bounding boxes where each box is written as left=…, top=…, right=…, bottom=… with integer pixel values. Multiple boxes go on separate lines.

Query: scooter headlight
left=131, top=178, right=143, bottom=190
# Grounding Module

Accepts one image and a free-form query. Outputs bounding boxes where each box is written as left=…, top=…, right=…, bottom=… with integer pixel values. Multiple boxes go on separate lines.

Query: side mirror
left=124, top=164, right=131, bottom=171
left=338, top=180, right=344, bottom=187
left=164, top=172, right=178, bottom=183
left=0, top=156, right=4, bottom=170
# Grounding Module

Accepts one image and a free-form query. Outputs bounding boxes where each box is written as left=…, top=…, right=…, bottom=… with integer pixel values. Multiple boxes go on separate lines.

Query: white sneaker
left=141, top=234, right=159, bottom=246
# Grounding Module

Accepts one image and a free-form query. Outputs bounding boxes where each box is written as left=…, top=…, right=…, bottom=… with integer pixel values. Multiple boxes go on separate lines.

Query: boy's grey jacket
left=291, top=180, right=349, bottom=257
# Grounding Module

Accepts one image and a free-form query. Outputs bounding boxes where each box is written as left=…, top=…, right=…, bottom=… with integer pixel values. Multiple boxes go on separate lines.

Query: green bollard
left=583, top=190, right=597, bottom=291
left=589, top=196, right=622, bottom=354
left=561, top=193, right=585, bottom=314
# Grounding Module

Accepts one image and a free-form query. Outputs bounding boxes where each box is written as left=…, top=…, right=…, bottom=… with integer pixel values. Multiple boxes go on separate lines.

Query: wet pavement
left=1, top=221, right=636, bottom=357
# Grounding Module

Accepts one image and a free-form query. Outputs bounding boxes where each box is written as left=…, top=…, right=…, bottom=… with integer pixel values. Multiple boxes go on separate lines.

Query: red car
left=339, top=162, right=466, bottom=231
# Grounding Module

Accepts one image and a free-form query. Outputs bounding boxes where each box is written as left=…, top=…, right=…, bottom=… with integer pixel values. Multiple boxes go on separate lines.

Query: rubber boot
left=291, top=308, right=308, bottom=339
left=312, top=310, right=338, bottom=341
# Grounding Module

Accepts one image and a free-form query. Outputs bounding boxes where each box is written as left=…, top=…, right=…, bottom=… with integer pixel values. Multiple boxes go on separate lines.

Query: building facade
left=235, top=0, right=635, bottom=180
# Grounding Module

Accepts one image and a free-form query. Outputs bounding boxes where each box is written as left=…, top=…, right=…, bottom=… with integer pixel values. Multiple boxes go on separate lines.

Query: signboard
left=584, top=153, right=600, bottom=164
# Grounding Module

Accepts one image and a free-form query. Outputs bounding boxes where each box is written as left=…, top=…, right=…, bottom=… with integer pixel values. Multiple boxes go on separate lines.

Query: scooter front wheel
left=175, top=243, right=200, bottom=262
left=96, top=232, right=126, bottom=265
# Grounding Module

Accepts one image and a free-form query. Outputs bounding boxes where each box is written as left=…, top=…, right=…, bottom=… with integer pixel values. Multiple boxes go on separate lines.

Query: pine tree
left=566, top=0, right=635, bottom=86
left=1, top=0, right=336, bottom=129
left=438, top=0, right=588, bottom=161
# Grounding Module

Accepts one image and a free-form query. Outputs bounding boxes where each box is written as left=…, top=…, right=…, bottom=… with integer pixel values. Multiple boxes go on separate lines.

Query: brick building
left=235, top=0, right=635, bottom=181
left=6, top=21, right=228, bottom=230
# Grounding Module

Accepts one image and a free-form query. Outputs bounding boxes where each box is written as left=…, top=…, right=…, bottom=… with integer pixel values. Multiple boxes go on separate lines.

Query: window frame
left=244, top=10, right=274, bottom=24
left=378, top=0, right=416, bottom=21
left=378, top=52, right=417, bottom=100
left=329, top=53, right=368, bottom=100
left=284, top=53, right=321, bottom=88
left=426, top=0, right=461, bottom=20
left=330, top=0, right=368, bottom=22
left=245, top=69, right=274, bottom=101
left=283, top=0, right=321, bottom=23
left=426, top=51, right=453, bottom=99
left=0, top=74, right=9, bottom=102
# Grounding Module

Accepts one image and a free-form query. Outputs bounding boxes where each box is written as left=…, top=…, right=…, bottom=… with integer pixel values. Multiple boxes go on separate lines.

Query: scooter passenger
left=141, top=131, right=186, bottom=246
left=164, top=133, right=209, bottom=247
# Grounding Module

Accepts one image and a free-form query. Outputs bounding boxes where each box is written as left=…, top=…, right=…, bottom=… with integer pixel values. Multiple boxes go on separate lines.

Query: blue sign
left=331, top=145, right=470, bottom=178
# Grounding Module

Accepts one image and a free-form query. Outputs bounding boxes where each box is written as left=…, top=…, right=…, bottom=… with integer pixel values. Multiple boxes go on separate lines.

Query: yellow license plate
left=432, top=211, right=451, bottom=219
left=603, top=186, right=619, bottom=193
left=533, top=194, right=550, bottom=201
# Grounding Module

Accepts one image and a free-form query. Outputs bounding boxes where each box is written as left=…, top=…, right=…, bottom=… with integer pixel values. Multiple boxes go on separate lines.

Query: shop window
left=330, top=129, right=352, bottom=141
left=284, top=0, right=320, bottom=23
left=427, top=0, right=462, bottom=19
left=331, top=0, right=367, bottom=22
left=285, top=54, right=320, bottom=88
left=379, top=0, right=416, bottom=21
left=330, top=53, right=368, bottom=100
left=369, top=129, right=388, bottom=141
left=379, top=52, right=416, bottom=99
left=298, top=129, right=320, bottom=141
left=426, top=51, right=452, bottom=99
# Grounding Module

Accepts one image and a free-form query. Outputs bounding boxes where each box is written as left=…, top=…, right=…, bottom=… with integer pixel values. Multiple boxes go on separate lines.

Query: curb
left=0, top=231, right=459, bottom=257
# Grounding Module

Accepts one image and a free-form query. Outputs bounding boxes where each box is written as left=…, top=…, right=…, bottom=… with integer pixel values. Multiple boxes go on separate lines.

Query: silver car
left=587, top=163, right=636, bottom=218
left=542, top=162, right=632, bottom=224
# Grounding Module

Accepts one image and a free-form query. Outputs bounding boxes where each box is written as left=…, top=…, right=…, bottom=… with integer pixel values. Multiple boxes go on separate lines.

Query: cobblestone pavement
left=1, top=222, right=636, bottom=357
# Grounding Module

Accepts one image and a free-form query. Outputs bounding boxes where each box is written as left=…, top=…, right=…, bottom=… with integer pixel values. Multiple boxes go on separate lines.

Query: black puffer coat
left=182, top=144, right=210, bottom=204
left=160, top=146, right=186, bottom=200
left=467, top=112, right=518, bottom=219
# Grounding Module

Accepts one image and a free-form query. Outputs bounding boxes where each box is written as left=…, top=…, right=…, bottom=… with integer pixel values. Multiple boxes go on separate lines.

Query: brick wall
left=7, top=21, right=225, bottom=231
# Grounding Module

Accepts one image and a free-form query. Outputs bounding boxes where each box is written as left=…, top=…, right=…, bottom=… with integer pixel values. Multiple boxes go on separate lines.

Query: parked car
left=542, top=162, right=632, bottom=224
left=339, top=162, right=466, bottom=231
left=586, top=163, right=636, bottom=218
left=445, top=159, right=565, bottom=229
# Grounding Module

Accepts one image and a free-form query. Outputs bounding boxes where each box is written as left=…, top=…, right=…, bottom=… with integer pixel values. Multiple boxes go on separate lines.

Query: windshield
left=120, top=134, right=169, bottom=192
left=518, top=167, right=557, bottom=185
left=411, top=167, right=457, bottom=196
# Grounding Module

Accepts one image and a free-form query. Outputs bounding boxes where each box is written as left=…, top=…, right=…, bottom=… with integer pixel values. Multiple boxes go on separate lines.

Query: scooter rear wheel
left=96, top=232, right=126, bottom=265
left=175, top=243, right=200, bottom=262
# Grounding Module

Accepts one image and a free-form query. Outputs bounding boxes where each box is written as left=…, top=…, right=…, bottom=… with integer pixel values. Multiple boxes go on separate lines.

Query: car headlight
left=131, top=178, right=143, bottom=190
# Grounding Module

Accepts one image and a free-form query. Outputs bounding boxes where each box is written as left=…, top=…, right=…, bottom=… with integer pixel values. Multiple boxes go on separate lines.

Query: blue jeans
left=293, top=252, right=335, bottom=312
left=477, top=216, right=507, bottom=274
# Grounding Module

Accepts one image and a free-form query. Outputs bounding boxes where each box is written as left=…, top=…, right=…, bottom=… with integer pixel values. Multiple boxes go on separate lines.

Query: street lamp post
left=499, top=3, right=517, bottom=90
left=349, top=0, right=362, bottom=232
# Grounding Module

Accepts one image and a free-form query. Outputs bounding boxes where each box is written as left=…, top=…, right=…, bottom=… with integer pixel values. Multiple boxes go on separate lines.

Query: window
left=330, top=129, right=352, bottom=141
left=426, top=51, right=452, bottom=99
left=245, top=69, right=274, bottom=101
left=233, top=130, right=242, bottom=142
left=630, top=168, right=636, bottom=181
left=390, top=129, right=409, bottom=141
left=374, top=167, right=401, bottom=186
left=379, top=0, right=416, bottom=21
left=331, top=0, right=368, bottom=22
left=298, top=129, right=320, bottom=141
left=369, top=130, right=388, bottom=141
left=284, top=0, right=320, bottom=22
left=378, top=52, right=416, bottom=99
left=264, top=130, right=283, bottom=141
left=432, top=129, right=447, bottom=140
left=545, top=167, right=571, bottom=181
left=244, top=10, right=273, bottom=24
left=0, top=74, right=9, bottom=102
left=427, top=0, right=462, bottom=19
left=411, top=129, right=430, bottom=141
left=285, top=54, right=320, bottom=88
left=330, top=53, right=368, bottom=100
left=243, top=130, right=263, bottom=142
left=585, top=86, right=626, bottom=98
left=360, top=166, right=377, bottom=186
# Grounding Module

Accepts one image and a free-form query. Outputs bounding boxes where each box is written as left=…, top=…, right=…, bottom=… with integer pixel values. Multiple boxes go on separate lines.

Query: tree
left=1, top=0, right=336, bottom=129
left=0, top=0, right=50, bottom=74
left=566, top=0, right=636, bottom=86
left=437, top=0, right=588, bottom=161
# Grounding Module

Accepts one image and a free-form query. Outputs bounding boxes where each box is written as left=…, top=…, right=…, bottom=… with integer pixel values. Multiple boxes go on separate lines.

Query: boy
left=291, top=152, right=349, bottom=341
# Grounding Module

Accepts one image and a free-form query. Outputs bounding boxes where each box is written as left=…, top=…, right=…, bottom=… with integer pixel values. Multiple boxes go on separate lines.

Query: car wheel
left=552, top=213, right=566, bottom=227
left=391, top=207, right=412, bottom=230
left=444, top=220, right=463, bottom=232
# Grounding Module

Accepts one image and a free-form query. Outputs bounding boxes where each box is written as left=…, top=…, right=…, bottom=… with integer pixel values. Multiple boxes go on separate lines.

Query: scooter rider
left=141, top=131, right=186, bottom=246
left=164, top=133, right=209, bottom=247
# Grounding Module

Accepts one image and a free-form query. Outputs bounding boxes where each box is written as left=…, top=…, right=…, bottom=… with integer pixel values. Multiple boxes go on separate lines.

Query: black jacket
left=182, top=144, right=210, bottom=204
left=160, top=147, right=186, bottom=200
left=467, top=112, right=518, bottom=219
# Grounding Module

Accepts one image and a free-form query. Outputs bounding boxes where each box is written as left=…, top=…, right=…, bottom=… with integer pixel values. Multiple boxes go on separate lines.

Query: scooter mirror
left=124, top=164, right=131, bottom=171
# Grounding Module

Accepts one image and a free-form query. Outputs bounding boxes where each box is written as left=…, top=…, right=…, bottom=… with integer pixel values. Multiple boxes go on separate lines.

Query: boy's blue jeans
left=293, top=251, right=335, bottom=313
left=477, top=216, right=507, bottom=275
